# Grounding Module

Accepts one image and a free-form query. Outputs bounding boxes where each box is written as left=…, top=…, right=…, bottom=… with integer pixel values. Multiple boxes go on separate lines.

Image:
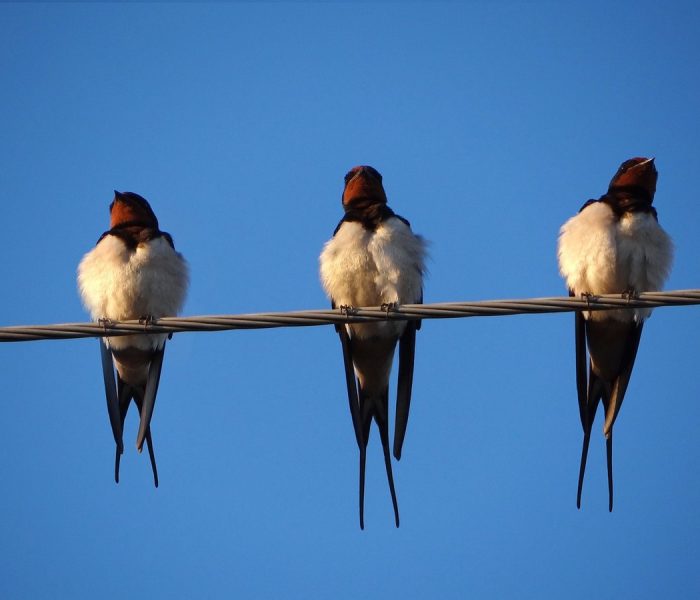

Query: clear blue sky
left=1, top=2, right=699, bottom=598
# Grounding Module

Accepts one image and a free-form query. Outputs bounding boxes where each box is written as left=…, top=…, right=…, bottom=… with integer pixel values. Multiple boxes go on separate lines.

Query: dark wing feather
left=570, top=289, right=588, bottom=429
left=332, top=299, right=368, bottom=528
left=603, top=321, right=644, bottom=436
left=332, top=300, right=363, bottom=449
left=135, top=343, right=165, bottom=453
left=100, top=340, right=123, bottom=454
left=339, top=328, right=363, bottom=450
left=394, top=290, right=422, bottom=460
left=393, top=320, right=417, bottom=461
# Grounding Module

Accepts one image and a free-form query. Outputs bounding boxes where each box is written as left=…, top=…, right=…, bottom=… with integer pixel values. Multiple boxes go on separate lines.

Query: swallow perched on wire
left=558, top=157, right=673, bottom=510
left=320, top=165, right=426, bottom=528
left=78, top=191, right=188, bottom=486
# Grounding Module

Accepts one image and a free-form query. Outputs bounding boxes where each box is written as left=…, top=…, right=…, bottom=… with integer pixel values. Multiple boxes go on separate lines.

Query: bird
left=319, top=165, right=426, bottom=528
left=78, top=190, right=188, bottom=486
left=557, top=157, right=673, bottom=511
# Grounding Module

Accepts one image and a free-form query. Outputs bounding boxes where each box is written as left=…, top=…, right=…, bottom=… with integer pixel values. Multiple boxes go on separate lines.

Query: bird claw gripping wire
left=3, top=290, right=699, bottom=344
left=581, top=292, right=596, bottom=308
left=98, top=317, right=115, bottom=332
left=339, top=305, right=357, bottom=319
left=138, top=315, right=156, bottom=331
left=622, top=288, right=639, bottom=303
left=380, top=302, right=399, bottom=317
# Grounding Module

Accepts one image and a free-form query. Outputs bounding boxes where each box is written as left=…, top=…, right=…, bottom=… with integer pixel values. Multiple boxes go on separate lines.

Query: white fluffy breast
left=558, top=202, right=673, bottom=321
left=616, top=212, right=673, bottom=293
left=320, top=218, right=425, bottom=306
left=78, top=234, right=189, bottom=350
left=558, top=202, right=618, bottom=296
left=319, top=217, right=426, bottom=339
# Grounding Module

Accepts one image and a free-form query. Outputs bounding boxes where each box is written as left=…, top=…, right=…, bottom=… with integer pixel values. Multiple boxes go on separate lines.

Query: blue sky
left=1, top=2, right=699, bottom=598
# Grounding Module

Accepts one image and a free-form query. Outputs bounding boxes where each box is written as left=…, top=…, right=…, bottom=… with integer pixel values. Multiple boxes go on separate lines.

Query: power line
left=0, top=289, right=698, bottom=343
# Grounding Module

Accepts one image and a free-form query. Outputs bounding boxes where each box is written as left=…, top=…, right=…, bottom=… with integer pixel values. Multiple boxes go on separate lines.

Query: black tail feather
left=359, top=385, right=400, bottom=528
left=114, top=378, right=132, bottom=484
left=114, top=377, right=159, bottom=487
left=577, top=367, right=604, bottom=508
left=606, top=432, right=613, bottom=512
left=359, top=450, right=366, bottom=530
left=577, top=431, right=591, bottom=509
left=133, top=389, right=159, bottom=488
left=379, top=416, right=400, bottom=528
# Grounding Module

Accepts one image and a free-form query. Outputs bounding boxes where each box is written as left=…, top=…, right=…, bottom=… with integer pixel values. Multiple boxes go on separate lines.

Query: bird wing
left=100, top=339, right=123, bottom=454
left=602, top=321, right=644, bottom=437
left=135, top=343, right=166, bottom=454
left=571, top=290, right=588, bottom=430
left=394, top=319, right=417, bottom=461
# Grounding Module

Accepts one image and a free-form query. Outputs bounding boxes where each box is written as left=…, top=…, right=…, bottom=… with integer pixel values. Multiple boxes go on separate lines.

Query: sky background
left=1, top=2, right=699, bottom=598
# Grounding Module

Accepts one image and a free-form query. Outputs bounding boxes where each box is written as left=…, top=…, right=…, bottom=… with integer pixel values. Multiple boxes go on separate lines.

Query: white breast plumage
left=319, top=217, right=426, bottom=339
left=558, top=202, right=673, bottom=321
left=77, top=234, right=189, bottom=350
left=320, top=218, right=425, bottom=305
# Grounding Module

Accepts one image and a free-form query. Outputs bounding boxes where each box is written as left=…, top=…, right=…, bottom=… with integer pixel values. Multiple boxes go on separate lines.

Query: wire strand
left=1, top=289, right=698, bottom=343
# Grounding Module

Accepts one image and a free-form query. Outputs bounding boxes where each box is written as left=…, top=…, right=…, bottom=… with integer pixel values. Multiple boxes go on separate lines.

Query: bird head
left=341, top=165, right=387, bottom=208
left=608, top=157, right=658, bottom=199
left=109, top=191, right=160, bottom=229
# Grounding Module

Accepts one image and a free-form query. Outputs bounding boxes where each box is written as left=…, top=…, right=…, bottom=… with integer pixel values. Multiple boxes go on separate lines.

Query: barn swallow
left=78, top=191, right=188, bottom=486
left=320, top=166, right=426, bottom=528
left=557, top=157, right=673, bottom=510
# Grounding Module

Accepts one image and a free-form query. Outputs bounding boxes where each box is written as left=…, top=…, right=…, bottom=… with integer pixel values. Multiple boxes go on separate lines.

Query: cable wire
left=1, top=289, right=698, bottom=343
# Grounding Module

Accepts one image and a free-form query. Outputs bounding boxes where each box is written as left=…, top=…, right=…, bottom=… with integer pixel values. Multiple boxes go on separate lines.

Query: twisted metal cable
left=1, top=289, right=698, bottom=343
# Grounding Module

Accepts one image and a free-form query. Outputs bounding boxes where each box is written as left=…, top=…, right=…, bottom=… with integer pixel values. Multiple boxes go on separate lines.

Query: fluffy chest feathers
left=320, top=217, right=425, bottom=340
left=320, top=218, right=425, bottom=308
left=558, top=201, right=673, bottom=321
left=78, top=233, right=188, bottom=351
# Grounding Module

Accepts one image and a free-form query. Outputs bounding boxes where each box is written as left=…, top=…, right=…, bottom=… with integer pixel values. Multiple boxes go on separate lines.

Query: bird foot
left=580, top=292, right=597, bottom=308
left=339, top=305, right=357, bottom=318
left=98, top=317, right=115, bottom=331
left=138, top=315, right=157, bottom=330
left=380, top=302, right=399, bottom=316
left=621, top=288, right=638, bottom=303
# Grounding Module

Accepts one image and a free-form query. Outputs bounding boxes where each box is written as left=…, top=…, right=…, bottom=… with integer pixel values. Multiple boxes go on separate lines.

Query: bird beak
left=639, top=157, right=655, bottom=167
